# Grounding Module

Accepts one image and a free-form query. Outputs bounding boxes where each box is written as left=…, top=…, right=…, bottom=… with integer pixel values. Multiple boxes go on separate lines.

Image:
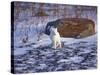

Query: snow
left=57, top=56, right=84, bottom=64
left=61, top=34, right=97, bottom=45
left=14, top=33, right=97, bottom=55
left=36, top=64, right=47, bottom=69
left=13, top=33, right=97, bottom=73
left=57, top=59, right=70, bottom=63
left=14, top=47, right=33, bottom=55
left=70, top=56, right=84, bottom=63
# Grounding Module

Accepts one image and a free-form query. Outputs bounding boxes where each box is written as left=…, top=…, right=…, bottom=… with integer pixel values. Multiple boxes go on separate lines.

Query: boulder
left=45, top=18, right=95, bottom=38
left=45, top=20, right=59, bottom=35
left=57, top=18, right=95, bottom=38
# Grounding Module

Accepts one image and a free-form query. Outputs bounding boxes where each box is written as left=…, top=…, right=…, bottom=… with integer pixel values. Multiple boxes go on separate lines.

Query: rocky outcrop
left=45, top=18, right=95, bottom=38
left=57, top=18, right=95, bottom=38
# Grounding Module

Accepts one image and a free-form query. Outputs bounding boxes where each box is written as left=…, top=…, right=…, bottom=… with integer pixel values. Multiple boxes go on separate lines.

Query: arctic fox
left=50, top=27, right=61, bottom=49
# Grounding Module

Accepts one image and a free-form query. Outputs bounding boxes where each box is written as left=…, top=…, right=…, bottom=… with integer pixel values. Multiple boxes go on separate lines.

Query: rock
left=45, top=18, right=95, bottom=38
left=57, top=18, right=95, bottom=38
left=45, top=20, right=59, bottom=35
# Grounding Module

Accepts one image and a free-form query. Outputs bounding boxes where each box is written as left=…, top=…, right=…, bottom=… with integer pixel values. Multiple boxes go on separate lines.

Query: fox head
left=50, top=27, right=58, bottom=35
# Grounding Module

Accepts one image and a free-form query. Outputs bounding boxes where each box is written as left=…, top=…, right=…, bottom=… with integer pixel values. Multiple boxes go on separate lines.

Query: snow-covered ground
left=14, top=33, right=97, bottom=55
left=13, top=33, right=97, bottom=74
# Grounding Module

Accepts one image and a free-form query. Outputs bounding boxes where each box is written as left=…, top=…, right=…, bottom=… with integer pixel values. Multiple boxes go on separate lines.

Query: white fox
left=50, top=27, right=61, bottom=49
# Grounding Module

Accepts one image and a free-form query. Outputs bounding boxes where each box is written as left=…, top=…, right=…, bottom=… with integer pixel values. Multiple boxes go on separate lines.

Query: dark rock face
left=45, top=18, right=95, bottom=38
left=45, top=20, right=60, bottom=35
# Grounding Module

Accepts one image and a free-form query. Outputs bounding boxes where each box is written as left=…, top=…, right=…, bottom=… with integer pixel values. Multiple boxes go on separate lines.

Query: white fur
left=50, top=27, right=61, bottom=49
